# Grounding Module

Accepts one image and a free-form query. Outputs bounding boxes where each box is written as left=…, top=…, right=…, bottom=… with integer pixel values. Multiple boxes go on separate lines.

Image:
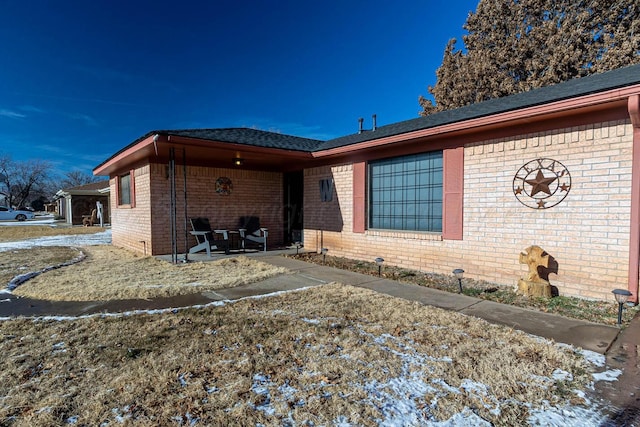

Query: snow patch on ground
left=0, top=229, right=111, bottom=252
left=0, top=216, right=56, bottom=226
left=592, top=369, right=623, bottom=382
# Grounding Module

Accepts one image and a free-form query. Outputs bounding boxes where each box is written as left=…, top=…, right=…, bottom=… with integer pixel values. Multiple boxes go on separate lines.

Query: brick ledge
left=366, top=230, right=443, bottom=241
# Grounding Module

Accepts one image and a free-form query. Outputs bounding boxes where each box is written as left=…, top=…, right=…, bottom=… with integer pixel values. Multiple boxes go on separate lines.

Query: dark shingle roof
left=65, top=180, right=110, bottom=192
left=317, top=63, right=640, bottom=151
left=99, top=63, right=640, bottom=173
left=156, top=128, right=324, bottom=152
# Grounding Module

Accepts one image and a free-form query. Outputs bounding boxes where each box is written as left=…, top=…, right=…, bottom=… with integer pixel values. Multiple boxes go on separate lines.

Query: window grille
left=369, top=151, right=443, bottom=232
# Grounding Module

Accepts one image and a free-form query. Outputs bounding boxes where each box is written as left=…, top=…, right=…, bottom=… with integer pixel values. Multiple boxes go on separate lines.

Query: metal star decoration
left=513, top=158, right=571, bottom=209
left=525, top=170, right=557, bottom=196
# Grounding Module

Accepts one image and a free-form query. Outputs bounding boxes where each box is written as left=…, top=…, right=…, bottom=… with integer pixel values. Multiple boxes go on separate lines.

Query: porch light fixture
left=453, top=268, right=464, bottom=293
left=233, top=158, right=244, bottom=166
left=375, top=257, right=384, bottom=277
left=612, top=288, right=632, bottom=325
left=321, top=247, right=328, bottom=264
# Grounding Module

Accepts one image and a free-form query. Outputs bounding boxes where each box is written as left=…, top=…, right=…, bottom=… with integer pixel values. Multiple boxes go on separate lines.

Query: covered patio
left=93, top=129, right=325, bottom=261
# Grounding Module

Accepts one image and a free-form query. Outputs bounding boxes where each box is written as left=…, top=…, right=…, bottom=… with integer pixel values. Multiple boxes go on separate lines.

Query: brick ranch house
left=94, top=64, right=640, bottom=302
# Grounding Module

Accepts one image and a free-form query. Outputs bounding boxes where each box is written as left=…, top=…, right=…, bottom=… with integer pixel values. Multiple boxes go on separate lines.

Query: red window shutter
left=442, top=147, right=464, bottom=240
left=129, top=169, right=136, bottom=208
left=353, top=162, right=366, bottom=233
left=114, top=176, right=120, bottom=207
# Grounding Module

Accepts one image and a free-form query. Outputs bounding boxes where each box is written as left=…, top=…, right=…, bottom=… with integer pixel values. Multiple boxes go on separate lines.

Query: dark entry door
left=284, top=171, right=303, bottom=245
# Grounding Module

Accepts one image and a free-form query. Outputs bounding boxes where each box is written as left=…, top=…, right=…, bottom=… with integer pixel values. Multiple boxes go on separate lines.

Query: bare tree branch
left=0, top=155, right=54, bottom=208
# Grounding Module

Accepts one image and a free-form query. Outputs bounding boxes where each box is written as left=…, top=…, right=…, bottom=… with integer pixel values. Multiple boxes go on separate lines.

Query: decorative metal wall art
left=513, top=158, right=571, bottom=209
left=215, top=177, right=233, bottom=195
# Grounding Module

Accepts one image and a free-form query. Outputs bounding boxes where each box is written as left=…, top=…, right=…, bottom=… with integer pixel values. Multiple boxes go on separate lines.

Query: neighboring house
left=53, top=181, right=110, bottom=225
left=94, top=63, right=640, bottom=302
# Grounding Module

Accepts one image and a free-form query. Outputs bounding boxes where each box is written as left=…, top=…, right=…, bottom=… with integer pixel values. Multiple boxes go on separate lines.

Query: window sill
left=366, top=229, right=443, bottom=241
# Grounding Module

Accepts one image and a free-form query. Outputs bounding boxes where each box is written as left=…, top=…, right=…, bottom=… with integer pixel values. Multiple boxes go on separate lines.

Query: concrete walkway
left=1, top=252, right=621, bottom=355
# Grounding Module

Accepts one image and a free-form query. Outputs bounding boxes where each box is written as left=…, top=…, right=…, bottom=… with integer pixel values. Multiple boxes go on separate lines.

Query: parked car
left=0, top=206, right=35, bottom=221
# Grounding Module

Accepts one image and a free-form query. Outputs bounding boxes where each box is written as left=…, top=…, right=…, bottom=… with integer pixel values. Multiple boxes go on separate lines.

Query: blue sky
left=0, top=0, right=478, bottom=177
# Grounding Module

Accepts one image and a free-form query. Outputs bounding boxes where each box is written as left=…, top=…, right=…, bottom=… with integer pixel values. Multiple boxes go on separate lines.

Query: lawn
left=9, top=246, right=287, bottom=301
left=0, top=225, right=287, bottom=301
left=0, top=225, right=619, bottom=425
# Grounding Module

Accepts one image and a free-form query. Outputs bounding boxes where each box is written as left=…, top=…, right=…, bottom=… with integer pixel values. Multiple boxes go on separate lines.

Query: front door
left=283, top=171, right=303, bottom=245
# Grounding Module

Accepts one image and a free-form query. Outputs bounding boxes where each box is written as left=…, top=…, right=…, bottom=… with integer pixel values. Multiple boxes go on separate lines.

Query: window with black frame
left=368, top=151, right=443, bottom=232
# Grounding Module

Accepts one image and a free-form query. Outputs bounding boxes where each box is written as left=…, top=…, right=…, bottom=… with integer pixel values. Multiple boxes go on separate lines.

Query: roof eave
left=93, top=134, right=157, bottom=176
left=93, top=133, right=315, bottom=176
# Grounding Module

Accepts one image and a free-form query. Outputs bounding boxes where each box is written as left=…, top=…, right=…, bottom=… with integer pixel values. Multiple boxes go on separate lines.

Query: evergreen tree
left=420, top=0, right=640, bottom=115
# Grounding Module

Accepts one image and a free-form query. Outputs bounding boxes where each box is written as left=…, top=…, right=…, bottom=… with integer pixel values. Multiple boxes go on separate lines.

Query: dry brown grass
left=1, top=226, right=286, bottom=301
left=0, top=225, right=106, bottom=242
left=0, top=283, right=594, bottom=426
left=11, top=246, right=288, bottom=301
left=0, top=247, right=82, bottom=288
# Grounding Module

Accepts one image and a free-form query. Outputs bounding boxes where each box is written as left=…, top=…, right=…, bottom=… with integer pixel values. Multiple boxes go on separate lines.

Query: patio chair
left=238, top=216, right=268, bottom=252
left=189, top=217, right=230, bottom=256
left=82, top=209, right=98, bottom=226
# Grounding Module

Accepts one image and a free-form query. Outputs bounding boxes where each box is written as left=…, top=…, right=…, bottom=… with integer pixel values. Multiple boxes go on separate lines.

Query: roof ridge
left=317, top=63, right=640, bottom=151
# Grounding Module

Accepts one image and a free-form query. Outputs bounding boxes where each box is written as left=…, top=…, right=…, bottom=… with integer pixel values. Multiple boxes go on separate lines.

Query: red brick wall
left=304, top=165, right=350, bottom=249
left=111, top=163, right=283, bottom=255
left=110, top=165, right=153, bottom=255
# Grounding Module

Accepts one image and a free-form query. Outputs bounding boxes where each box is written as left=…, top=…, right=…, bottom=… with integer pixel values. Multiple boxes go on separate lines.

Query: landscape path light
left=321, top=247, right=328, bottom=264
left=375, top=257, right=384, bottom=277
left=612, top=288, right=632, bottom=325
left=453, top=268, right=464, bottom=293
left=294, top=241, right=302, bottom=255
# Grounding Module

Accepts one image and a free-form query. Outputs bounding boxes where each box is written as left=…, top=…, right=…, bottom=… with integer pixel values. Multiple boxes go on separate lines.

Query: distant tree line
left=420, top=0, right=640, bottom=115
left=0, top=154, right=102, bottom=210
